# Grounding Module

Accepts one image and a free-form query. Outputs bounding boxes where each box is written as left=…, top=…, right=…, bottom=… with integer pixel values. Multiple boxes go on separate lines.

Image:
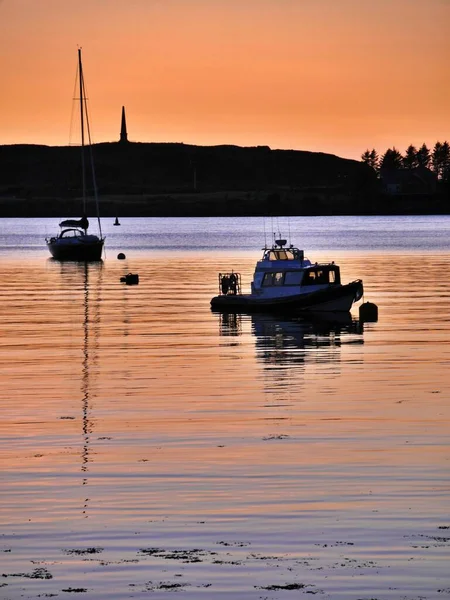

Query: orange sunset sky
left=0, top=0, right=449, bottom=160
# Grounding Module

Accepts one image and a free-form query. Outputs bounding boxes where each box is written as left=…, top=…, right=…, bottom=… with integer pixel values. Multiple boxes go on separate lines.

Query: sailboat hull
left=47, top=237, right=104, bottom=261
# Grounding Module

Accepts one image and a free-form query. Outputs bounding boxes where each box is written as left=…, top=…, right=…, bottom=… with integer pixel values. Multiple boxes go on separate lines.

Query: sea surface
left=0, top=216, right=449, bottom=599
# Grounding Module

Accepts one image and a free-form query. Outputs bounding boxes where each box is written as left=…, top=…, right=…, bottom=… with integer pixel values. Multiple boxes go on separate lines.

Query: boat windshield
left=302, top=266, right=341, bottom=285
left=263, top=248, right=303, bottom=261
left=60, top=228, right=85, bottom=238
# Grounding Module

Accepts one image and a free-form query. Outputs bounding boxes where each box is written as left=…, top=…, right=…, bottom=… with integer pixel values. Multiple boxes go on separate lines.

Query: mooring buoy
left=359, top=301, right=378, bottom=322
left=120, top=273, right=139, bottom=285
left=117, top=253, right=126, bottom=260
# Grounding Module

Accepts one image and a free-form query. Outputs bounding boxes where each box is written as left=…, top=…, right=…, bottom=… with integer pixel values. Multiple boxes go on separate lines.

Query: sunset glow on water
left=0, top=217, right=449, bottom=599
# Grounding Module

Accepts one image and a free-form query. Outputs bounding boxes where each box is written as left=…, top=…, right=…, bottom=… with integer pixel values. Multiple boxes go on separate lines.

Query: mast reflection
left=50, top=260, right=103, bottom=517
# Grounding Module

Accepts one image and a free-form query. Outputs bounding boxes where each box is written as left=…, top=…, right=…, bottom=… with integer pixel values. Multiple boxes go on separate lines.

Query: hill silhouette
left=0, top=141, right=443, bottom=217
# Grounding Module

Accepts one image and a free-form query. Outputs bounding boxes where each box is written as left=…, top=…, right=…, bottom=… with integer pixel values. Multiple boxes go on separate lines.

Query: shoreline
left=0, top=190, right=448, bottom=217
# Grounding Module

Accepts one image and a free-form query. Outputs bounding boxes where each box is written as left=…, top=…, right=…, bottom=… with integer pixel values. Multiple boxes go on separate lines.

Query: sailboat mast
left=80, top=65, right=103, bottom=240
left=78, top=48, right=87, bottom=223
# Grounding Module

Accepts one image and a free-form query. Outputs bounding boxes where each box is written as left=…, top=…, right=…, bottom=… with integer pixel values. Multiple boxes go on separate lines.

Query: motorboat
left=46, top=49, right=104, bottom=261
left=210, top=237, right=363, bottom=313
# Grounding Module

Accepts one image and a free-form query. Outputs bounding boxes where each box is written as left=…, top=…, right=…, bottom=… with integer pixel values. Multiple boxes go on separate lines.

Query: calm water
left=0, top=216, right=449, bottom=599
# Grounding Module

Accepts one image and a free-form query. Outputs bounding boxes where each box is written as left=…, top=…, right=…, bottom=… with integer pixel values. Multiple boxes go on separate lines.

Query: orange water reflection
left=0, top=252, right=449, bottom=598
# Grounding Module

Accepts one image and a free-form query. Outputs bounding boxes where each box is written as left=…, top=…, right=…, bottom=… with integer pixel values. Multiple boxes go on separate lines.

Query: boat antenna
left=78, top=48, right=87, bottom=227
left=288, top=217, right=292, bottom=246
left=263, top=217, right=267, bottom=248
left=79, top=49, right=103, bottom=240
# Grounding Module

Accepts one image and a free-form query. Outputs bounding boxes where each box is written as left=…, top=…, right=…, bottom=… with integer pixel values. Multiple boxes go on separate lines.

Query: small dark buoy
left=117, top=252, right=126, bottom=260
left=120, top=273, right=139, bottom=285
left=114, top=216, right=121, bottom=226
left=359, top=301, right=378, bottom=323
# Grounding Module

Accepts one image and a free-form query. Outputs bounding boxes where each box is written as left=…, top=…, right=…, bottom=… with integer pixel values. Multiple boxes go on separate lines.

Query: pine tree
left=380, top=147, right=403, bottom=169
left=432, top=142, right=444, bottom=178
left=403, top=145, right=418, bottom=169
left=416, top=143, right=431, bottom=169
left=369, top=148, right=379, bottom=172
left=440, top=141, right=450, bottom=181
left=361, top=148, right=379, bottom=171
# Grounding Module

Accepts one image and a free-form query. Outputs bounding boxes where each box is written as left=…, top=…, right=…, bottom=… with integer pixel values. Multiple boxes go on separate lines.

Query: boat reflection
left=219, top=311, right=243, bottom=337
left=49, top=260, right=104, bottom=516
left=217, top=310, right=363, bottom=368
left=251, top=312, right=363, bottom=368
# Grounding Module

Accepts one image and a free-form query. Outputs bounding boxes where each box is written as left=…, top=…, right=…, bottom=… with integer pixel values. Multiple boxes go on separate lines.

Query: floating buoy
left=359, top=301, right=378, bottom=322
left=120, top=273, right=139, bottom=285
left=117, top=252, right=126, bottom=260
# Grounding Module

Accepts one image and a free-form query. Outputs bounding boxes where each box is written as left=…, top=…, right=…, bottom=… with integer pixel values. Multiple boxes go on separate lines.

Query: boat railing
left=218, top=272, right=241, bottom=296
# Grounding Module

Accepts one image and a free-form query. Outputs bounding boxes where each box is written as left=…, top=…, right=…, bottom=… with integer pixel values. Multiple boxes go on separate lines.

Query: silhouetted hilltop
left=0, top=141, right=444, bottom=216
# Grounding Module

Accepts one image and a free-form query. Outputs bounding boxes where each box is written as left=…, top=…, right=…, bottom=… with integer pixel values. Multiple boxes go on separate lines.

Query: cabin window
left=266, top=250, right=296, bottom=260
left=273, top=272, right=284, bottom=285
left=262, top=273, right=273, bottom=286
left=284, top=271, right=303, bottom=285
left=262, top=272, right=284, bottom=286
left=303, top=270, right=322, bottom=285
left=267, top=250, right=286, bottom=260
left=302, top=268, right=338, bottom=286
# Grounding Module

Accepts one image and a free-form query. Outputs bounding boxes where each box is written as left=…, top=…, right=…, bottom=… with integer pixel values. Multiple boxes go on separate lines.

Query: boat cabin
left=258, top=264, right=340, bottom=288
left=211, top=237, right=363, bottom=312
left=48, top=228, right=101, bottom=245
left=250, top=243, right=341, bottom=297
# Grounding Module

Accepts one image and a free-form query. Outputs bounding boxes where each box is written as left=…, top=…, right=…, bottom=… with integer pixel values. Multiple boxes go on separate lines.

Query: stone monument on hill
left=120, top=106, right=128, bottom=143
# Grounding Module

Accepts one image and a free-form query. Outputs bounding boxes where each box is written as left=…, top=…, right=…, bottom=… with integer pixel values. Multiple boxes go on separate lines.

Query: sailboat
left=46, top=49, right=105, bottom=261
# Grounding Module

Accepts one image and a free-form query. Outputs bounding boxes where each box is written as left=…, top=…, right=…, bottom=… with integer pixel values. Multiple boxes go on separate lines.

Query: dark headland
left=0, top=142, right=447, bottom=217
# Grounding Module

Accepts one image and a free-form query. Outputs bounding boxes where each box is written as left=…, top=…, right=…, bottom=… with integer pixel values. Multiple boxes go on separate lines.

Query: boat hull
left=211, top=280, right=363, bottom=313
left=47, top=238, right=104, bottom=261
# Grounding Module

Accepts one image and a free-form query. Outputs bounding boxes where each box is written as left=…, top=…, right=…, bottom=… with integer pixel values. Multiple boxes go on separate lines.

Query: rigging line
left=263, top=217, right=267, bottom=249
left=78, top=49, right=87, bottom=218
left=80, top=57, right=103, bottom=239
left=69, top=61, right=79, bottom=147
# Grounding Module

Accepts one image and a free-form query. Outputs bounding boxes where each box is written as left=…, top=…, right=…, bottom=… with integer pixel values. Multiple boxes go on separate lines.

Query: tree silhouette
left=403, top=145, right=418, bottom=169
left=442, top=141, right=450, bottom=180
left=431, top=141, right=450, bottom=179
left=416, top=143, right=431, bottom=169
left=361, top=148, right=379, bottom=171
left=380, top=147, right=403, bottom=170
left=362, top=139, right=450, bottom=183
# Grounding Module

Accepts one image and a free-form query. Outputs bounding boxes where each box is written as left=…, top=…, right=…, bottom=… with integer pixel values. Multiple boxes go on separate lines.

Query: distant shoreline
left=1, top=142, right=448, bottom=217
left=0, top=191, right=448, bottom=218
